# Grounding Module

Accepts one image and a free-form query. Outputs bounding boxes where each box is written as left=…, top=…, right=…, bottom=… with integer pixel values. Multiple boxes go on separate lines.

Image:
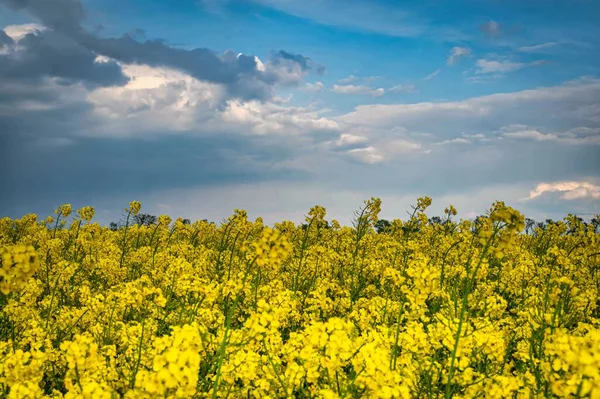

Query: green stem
left=120, top=211, right=132, bottom=269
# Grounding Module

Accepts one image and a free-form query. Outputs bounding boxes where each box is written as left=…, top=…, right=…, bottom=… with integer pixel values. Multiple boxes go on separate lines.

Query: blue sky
left=1, top=0, right=599, bottom=225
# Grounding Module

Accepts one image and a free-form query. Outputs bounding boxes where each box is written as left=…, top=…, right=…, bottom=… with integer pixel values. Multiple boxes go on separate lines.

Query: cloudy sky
left=1, top=0, right=599, bottom=225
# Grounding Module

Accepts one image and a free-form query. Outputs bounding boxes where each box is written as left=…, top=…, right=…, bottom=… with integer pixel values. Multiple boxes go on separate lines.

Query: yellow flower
left=0, top=245, right=39, bottom=294
left=126, top=200, right=142, bottom=215
left=77, top=206, right=95, bottom=222
left=55, top=203, right=73, bottom=217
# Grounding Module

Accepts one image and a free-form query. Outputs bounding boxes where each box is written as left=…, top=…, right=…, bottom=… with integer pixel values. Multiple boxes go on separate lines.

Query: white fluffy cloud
left=2, top=23, right=46, bottom=42
left=475, top=59, right=525, bottom=74
left=301, top=81, right=325, bottom=92
left=388, top=84, right=416, bottom=93
left=436, top=137, right=471, bottom=145
left=501, top=125, right=600, bottom=145
left=474, top=59, right=547, bottom=75
left=222, top=99, right=339, bottom=136
left=518, top=42, right=562, bottom=53
left=332, top=84, right=385, bottom=97
left=447, top=47, right=471, bottom=65
left=331, top=133, right=369, bottom=148
left=338, top=75, right=357, bottom=84
left=523, top=181, right=600, bottom=201
left=76, top=61, right=340, bottom=141
left=337, top=77, right=600, bottom=139
left=86, top=63, right=226, bottom=134
left=68, top=70, right=600, bottom=175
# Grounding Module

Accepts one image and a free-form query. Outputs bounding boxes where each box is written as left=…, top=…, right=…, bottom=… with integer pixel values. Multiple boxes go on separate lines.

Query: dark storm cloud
left=0, top=0, right=323, bottom=100
left=272, top=50, right=312, bottom=70
left=0, top=132, right=310, bottom=218
left=271, top=50, right=326, bottom=74
left=0, top=29, right=14, bottom=46
left=81, top=35, right=272, bottom=100
left=1, top=0, right=85, bottom=35
left=0, top=29, right=128, bottom=87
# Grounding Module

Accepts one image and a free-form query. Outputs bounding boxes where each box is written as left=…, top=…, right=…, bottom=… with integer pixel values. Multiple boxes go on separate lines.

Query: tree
left=429, top=216, right=443, bottom=225
left=133, top=213, right=157, bottom=226
left=566, top=215, right=585, bottom=235
left=109, top=222, right=119, bottom=231
left=374, top=219, right=391, bottom=234
left=472, top=215, right=486, bottom=233
left=591, top=216, right=600, bottom=233
left=182, top=219, right=191, bottom=225
left=525, top=218, right=536, bottom=234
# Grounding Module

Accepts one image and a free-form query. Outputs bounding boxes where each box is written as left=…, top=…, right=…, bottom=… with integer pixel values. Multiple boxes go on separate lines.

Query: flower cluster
left=0, top=245, right=39, bottom=294
left=250, top=227, right=292, bottom=272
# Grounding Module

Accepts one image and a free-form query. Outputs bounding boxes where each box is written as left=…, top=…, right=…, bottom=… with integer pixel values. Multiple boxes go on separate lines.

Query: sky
left=1, top=0, right=599, bottom=226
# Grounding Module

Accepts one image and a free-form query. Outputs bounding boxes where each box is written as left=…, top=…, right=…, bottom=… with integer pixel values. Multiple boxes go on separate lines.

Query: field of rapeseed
left=1, top=198, right=599, bottom=399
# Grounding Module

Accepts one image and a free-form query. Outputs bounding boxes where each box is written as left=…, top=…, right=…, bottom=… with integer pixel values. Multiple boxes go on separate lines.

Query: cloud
left=332, top=84, right=385, bottom=97
left=338, top=75, right=382, bottom=85
left=518, top=42, right=563, bottom=53
left=388, top=84, right=416, bottom=93
left=1, top=0, right=85, bottom=35
left=0, top=43, right=343, bottom=215
left=301, top=81, right=325, bottom=92
left=66, top=62, right=338, bottom=140
left=363, top=76, right=382, bottom=84
left=336, top=77, right=600, bottom=141
left=84, top=63, right=226, bottom=135
left=324, top=125, right=430, bottom=164
left=338, top=75, right=357, bottom=84
left=330, top=133, right=369, bottom=150
left=435, top=133, right=491, bottom=145
left=475, top=59, right=548, bottom=76
left=517, top=41, right=590, bottom=53
left=2, top=23, right=46, bottom=42
left=345, top=146, right=385, bottom=164
left=221, top=99, right=340, bottom=137
left=480, top=20, right=501, bottom=38
left=81, top=38, right=282, bottom=100
left=422, top=69, right=441, bottom=81
left=522, top=181, right=600, bottom=201
left=501, top=125, right=600, bottom=145
left=0, top=27, right=129, bottom=88
left=0, top=0, right=323, bottom=101
left=0, top=29, right=14, bottom=54
left=475, top=59, right=526, bottom=74
left=1, top=61, right=343, bottom=212
left=436, top=137, right=471, bottom=145
left=270, top=49, right=326, bottom=75
left=465, top=74, right=504, bottom=84
left=447, top=47, right=471, bottom=65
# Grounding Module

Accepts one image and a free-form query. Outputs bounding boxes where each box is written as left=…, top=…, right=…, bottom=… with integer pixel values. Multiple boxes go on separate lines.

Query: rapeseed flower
left=0, top=198, right=598, bottom=398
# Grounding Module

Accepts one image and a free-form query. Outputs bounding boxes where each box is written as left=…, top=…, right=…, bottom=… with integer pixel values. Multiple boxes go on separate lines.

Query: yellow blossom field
left=1, top=198, right=599, bottom=398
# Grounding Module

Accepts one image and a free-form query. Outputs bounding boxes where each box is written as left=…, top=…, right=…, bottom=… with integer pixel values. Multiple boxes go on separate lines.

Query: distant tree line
left=109, top=213, right=193, bottom=231
left=104, top=212, right=600, bottom=235
left=371, top=215, right=600, bottom=236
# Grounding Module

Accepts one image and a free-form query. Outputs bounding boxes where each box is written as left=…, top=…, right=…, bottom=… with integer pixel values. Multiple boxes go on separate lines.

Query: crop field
left=1, top=198, right=599, bottom=399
